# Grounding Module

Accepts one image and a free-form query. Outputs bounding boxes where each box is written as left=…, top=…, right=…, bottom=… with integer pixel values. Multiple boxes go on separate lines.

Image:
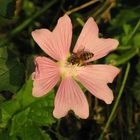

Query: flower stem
left=98, top=63, right=131, bottom=140
left=0, top=0, right=57, bottom=47
left=66, top=0, right=100, bottom=15
left=92, top=0, right=109, bottom=18
left=115, top=48, right=139, bottom=66
left=76, top=17, right=84, bottom=26
left=127, top=19, right=140, bottom=43
left=9, top=0, right=57, bottom=36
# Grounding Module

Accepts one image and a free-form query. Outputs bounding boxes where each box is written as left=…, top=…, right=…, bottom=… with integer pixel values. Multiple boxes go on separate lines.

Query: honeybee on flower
left=68, top=48, right=94, bottom=65
left=31, top=15, right=120, bottom=119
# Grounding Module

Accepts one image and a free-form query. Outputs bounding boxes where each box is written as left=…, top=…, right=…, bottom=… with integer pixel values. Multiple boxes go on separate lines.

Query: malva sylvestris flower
left=31, top=15, right=120, bottom=119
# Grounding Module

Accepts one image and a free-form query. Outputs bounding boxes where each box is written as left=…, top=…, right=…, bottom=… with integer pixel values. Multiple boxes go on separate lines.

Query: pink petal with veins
left=53, top=76, right=89, bottom=119
left=31, top=29, right=59, bottom=60
left=86, top=38, right=119, bottom=61
left=32, top=57, right=60, bottom=97
left=31, top=15, right=72, bottom=61
left=74, top=17, right=98, bottom=52
left=53, top=14, right=72, bottom=60
left=73, top=17, right=119, bottom=62
left=77, top=65, right=120, bottom=104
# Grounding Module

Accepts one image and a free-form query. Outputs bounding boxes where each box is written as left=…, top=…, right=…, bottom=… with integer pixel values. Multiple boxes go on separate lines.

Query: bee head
left=67, top=52, right=78, bottom=65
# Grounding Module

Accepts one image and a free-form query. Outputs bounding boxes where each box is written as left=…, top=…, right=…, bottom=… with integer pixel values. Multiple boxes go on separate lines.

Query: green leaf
left=121, top=36, right=129, bottom=45
left=0, top=58, right=24, bottom=93
left=16, top=78, right=55, bottom=125
left=29, top=93, right=55, bottom=125
left=25, top=55, right=35, bottom=79
left=11, top=112, right=45, bottom=140
left=10, top=108, right=31, bottom=135
left=0, top=0, right=16, bottom=18
left=0, top=46, right=24, bottom=93
left=16, top=78, right=55, bottom=124
left=0, top=76, right=55, bottom=124
left=0, top=131, right=17, bottom=140
left=0, top=46, right=8, bottom=58
left=0, top=76, right=55, bottom=139
left=114, top=48, right=139, bottom=66
left=123, top=24, right=132, bottom=35
left=0, top=100, right=21, bottom=128
left=0, top=94, right=5, bottom=103
left=133, top=33, right=140, bottom=47
left=16, top=77, right=36, bottom=108
left=10, top=107, right=53, bottom=140
left=111, top=9, right=140, bottom=27
left=23, top=1, right=35, bottom=16
left=105, top=54, right=119, bottom=65
left=10, top=92, right=55, bottom=139
left=42, top=133, right=52, bottom=140
left=0, top=78, right=32, bottom=129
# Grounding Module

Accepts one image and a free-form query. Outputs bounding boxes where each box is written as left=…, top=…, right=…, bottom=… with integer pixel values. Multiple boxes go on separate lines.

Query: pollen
left=59, top=61, right=80, bottom=78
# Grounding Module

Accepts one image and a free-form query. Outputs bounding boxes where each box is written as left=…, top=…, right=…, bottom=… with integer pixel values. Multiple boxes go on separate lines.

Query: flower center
left=59, top=61, right=80, bottom=78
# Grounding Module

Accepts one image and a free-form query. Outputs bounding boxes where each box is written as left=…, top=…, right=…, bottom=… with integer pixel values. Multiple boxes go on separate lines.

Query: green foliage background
left=0, top=0, right=140, bottom=140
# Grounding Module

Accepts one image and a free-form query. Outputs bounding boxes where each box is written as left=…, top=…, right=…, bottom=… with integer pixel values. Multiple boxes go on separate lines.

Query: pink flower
left=31, top=15, right=120, bottom=119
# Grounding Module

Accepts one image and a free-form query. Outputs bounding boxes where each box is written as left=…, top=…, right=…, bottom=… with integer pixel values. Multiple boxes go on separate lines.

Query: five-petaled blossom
left=31, top=15, right=120, bottom=119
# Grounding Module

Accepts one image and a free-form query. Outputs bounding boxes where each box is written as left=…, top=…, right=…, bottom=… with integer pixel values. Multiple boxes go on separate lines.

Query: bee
left=68, top=49, right=94, bottom=65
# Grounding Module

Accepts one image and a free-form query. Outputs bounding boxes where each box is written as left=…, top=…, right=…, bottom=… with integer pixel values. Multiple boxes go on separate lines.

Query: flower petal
left=53, top=76, right=89, bottom=119
left=53, top=14, right=72, bottom=60
left=86, top=38, right=119, bottom=61
left=32, top=57, right=60, bottom=97
left=32, top=29, right=59, bottom=60
left=77, top=65, right=120, bottom=104
left=74, top=17, right=98, bottom=53
left=73, top=17, right=119, bottom=62
left=31, top=14, right=72, bottom=61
